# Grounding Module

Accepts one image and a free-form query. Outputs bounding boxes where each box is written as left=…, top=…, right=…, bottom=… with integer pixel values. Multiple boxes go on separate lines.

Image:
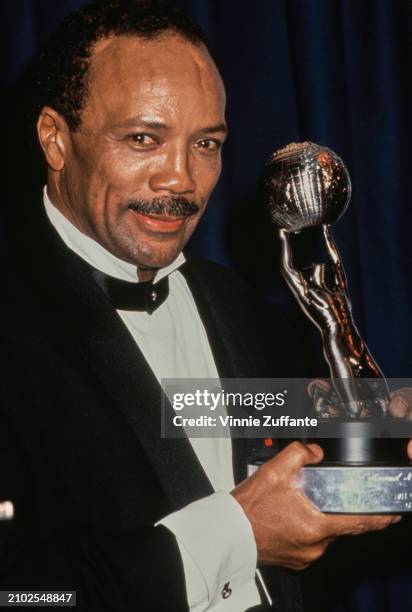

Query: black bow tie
left=90, top=268, right=169, bottom=313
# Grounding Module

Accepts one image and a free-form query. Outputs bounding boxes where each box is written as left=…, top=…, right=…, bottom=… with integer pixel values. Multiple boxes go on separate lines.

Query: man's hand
left=231, top=442, right=400, bottom=570
left=389, top=388, right=412, bottom=420
left=388, top=388, right=412, bottom=461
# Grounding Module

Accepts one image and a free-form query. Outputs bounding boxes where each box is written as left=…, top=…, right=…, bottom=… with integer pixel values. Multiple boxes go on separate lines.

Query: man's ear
left=37, top=106, right=70, bottom=171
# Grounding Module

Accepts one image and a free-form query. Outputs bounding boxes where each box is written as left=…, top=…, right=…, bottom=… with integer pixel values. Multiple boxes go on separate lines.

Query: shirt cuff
left=156, top=490, right=260, bottom=610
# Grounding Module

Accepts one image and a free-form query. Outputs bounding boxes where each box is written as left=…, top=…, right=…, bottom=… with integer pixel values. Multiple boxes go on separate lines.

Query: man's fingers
left=407, top=438, right=412, bottom=461
left=306, top=443, right=324, bottom=461
left=388, top=390, right=412, bottom=463
left=270, top=441, right=324, bottom=475
left=389, top=388, right=412, bottom=419
left=389, top=396, right=408, bottom=418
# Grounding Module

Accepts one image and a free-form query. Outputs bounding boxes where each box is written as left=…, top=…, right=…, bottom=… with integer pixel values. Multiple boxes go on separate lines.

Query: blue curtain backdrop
left=1, top=1, right=411, bottom=611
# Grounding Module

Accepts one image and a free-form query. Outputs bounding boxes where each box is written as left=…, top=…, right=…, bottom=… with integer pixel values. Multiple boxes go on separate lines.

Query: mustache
left=127, top=197, right=200, bottom=218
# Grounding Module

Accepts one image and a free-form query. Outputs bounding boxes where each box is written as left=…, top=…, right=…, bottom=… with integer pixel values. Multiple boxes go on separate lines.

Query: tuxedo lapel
left=180, top=259, right=257, bottom=379
left=14, top=209, right=213, bottom=511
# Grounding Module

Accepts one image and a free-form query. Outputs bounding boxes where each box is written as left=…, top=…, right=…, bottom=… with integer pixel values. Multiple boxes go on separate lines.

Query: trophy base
left=296, top=464, right=412, bottom=513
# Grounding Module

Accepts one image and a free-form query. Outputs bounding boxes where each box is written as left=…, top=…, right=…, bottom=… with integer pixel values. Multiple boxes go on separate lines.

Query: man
left=1, top=1, right=411, bottom=611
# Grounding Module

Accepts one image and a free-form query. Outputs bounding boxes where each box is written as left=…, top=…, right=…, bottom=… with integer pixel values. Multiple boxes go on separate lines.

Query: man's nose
left=149, top=148, right=196, bottom=194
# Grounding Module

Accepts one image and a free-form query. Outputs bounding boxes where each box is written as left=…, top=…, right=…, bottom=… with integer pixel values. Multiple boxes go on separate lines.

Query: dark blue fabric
left=1, top=1, right=412, bottom=611
left=180, top=0, right=412, bottom=380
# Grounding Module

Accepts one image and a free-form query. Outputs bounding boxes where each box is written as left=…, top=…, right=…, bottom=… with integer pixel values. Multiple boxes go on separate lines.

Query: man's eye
left=194, top=139, right=221, bottom=152
left=128, top=133, right=157, bottom=146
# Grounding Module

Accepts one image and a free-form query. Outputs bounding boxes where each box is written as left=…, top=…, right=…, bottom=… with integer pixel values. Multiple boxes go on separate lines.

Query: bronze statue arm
left=323, top=224, right=349, bottom=293
left=279, top=229, right=309, bottom=302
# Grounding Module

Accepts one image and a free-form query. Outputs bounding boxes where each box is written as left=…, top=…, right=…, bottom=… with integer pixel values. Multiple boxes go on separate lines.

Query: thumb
left=272, top=441, right=324, bottom=475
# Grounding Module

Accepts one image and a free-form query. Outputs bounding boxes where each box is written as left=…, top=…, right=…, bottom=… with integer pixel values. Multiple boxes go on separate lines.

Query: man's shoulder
left=183, top=256, right=235, bottom=275
left=181, top=255, right=260, bottom=300
left=182, top=256, right=296, bottom=340
left=182, top=255, right=289, bottom=317
left=182, top=256, right=302, bottom=377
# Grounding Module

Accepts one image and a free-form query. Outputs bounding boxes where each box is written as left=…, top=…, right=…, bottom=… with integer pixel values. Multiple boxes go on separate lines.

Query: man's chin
left=123, top=244, right=185, bottom=270
left=109, top=224, right=191, bottom=269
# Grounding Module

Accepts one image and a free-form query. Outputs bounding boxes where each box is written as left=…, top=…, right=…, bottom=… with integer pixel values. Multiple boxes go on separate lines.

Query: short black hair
left=36, top=0, right=210, bottom=131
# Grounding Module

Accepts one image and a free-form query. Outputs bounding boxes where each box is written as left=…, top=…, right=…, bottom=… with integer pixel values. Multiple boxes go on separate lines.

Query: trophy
left=262, top=141, right=412, bottom=513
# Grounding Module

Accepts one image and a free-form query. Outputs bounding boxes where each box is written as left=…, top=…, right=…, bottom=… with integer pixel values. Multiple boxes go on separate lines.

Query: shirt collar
left=43, top=186, right=186, bottom=283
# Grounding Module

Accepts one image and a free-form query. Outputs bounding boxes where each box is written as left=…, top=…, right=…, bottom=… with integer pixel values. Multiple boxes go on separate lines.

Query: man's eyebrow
left=198, top=123, right=228, bottom=135
left=113, top=119, right=228, bottom=134
left=114, top=118, right=169, bottom=129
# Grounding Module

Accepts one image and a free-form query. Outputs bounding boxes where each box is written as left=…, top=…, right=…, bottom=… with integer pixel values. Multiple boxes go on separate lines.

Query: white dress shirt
left=43, top=189, right=262, bottom=611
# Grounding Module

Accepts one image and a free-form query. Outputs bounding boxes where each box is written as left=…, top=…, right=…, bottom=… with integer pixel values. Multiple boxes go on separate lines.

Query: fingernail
left=392, top=516, right=402, bottom=524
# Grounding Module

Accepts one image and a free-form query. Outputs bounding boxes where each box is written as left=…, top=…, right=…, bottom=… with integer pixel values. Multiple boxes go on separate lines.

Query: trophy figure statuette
left=261, top=141, right=412, bottom=513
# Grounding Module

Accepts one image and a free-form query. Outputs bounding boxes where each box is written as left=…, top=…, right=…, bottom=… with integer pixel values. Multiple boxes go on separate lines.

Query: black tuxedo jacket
left=0, top=205, right=304, bottom=611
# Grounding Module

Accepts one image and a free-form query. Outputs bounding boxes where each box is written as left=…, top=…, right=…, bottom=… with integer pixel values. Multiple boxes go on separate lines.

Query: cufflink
left=221, top=582, right=232, bottom=599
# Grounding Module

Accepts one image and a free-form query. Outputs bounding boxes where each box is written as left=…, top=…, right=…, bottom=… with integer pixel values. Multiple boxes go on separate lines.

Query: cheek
left=75, top=139, right=155, bottom=198
left=95, top=149, right=152, bottom=192
left=194, top=157, right=222, bottom=196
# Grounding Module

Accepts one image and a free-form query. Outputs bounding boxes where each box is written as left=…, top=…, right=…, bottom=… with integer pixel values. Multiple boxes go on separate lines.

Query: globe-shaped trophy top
left=262, top=142, right=351, bottom=232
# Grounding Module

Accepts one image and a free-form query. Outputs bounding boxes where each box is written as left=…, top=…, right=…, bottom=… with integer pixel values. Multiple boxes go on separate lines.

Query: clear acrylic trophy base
left=300, top=424, right=412, bottom=513
left=296, top=464, right=412, bottom=514
left=247, top=462, right=412, bottom=514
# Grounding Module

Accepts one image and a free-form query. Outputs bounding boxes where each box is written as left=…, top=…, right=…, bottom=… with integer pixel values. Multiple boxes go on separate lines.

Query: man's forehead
left=90, top=34, right=222, bottom=92
left=84, top=34, right=225, bottom=128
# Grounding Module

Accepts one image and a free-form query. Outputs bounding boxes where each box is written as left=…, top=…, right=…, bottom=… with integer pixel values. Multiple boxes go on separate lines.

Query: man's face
left=47, top=34, right=227, bottom=270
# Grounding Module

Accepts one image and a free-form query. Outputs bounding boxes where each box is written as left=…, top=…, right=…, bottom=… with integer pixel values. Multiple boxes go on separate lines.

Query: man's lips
left=129, top=209, right=188, bottom=232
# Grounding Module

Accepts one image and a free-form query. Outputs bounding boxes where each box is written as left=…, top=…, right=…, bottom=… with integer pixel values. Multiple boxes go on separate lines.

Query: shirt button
left=221, top=582, right=232, bottom=599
